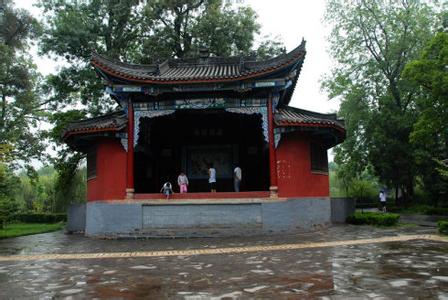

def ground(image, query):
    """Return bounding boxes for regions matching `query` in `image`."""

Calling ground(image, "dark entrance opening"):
[134,110,269,193]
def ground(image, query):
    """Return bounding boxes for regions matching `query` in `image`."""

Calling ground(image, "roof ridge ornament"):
[199,46,210,59]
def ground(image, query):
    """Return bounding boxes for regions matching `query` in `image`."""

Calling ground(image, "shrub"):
[438,220,448,235]
[0,196,19,229]
[346,212,400,226]
[14,213,67,223]
[348,179,378,202]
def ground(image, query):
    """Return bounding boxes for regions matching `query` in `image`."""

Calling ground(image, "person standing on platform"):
[208,164,217,193]
[233,165,242,192]
[177,172,189,193]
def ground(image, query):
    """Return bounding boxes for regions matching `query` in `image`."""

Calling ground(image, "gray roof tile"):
[91,40,306,83]
[275,106,345,131]
[62,111,127,138]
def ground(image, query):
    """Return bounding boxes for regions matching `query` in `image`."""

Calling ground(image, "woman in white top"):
[379,190,386,212]
[208,164,217,193]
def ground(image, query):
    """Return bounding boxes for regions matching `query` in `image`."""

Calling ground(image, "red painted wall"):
[277,132,329,197]
[87,139,127,201]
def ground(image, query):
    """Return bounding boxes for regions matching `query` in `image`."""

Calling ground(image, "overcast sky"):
[246,0,339,113]
[16,0,339,114]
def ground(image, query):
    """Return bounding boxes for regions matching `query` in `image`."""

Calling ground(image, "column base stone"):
[125,188,135,199]
[269,186,278,198]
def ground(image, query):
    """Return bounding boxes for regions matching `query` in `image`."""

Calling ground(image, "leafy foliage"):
[15,165,86,213]
[403,32,448,205]
[324,1,440,204]
[141,0,266,60]
[14,212,66,223]
[0,0,45,166]
[438,220,448,235]
[0,222,64,239]
[346,212,400,226]
[0,163,19,228]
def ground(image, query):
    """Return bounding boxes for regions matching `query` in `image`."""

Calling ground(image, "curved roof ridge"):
[62,111,127,139]
[66,110,125,125]
[91,51,159,73]
[243,39,306,71]
[90,39,306,84]
[278,105,338,120]
[275,105,345,132]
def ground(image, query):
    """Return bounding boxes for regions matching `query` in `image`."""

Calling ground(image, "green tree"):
[324,0,439,204]
[38,0,285,208]
[0,163,19,228]
[140,0,267,61]
[0,0,45,166]
[403,31,448,205]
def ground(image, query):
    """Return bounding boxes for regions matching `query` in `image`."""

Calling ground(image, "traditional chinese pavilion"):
[63,40,346,237]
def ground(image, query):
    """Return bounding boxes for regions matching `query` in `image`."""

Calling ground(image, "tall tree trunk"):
[173,12,184,58]
[0,93,6,131]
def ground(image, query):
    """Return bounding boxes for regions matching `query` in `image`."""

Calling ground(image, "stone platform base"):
[83,198,334,238]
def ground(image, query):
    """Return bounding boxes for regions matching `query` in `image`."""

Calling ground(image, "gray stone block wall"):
[262,198,331,232]
[85,202,142,236]
[84,198,333,238]
[66,204,86,233]
[331,197,356,223]
[143,204,262,229]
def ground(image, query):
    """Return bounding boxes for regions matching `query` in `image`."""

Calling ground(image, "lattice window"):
[310,143,328,173]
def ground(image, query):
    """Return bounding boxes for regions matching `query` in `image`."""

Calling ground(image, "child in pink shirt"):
[177,172,189,193]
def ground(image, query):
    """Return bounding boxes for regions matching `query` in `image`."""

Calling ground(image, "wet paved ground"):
[0,225,447,299]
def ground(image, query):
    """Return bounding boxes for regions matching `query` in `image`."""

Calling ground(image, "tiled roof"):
[91,40,306,84]
[275,106,345,132]
[62,111,127,139]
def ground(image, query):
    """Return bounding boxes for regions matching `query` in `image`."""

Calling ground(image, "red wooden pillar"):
[126,98,135,199]
[267,95,278,197]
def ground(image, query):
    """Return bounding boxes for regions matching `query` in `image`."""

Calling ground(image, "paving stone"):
[243,285,268,293]
[0,225,447,299]
[433,276,448,282]
[60,288,83,295]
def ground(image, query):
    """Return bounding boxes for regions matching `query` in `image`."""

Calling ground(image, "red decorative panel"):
[87,139,127,201]
[276,132,329,197]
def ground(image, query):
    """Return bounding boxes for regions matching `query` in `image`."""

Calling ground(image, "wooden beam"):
[267,95,278,197]
[126,98,135,199]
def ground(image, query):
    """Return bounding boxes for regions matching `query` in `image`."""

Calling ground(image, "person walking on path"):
[233,165,242,192]
[208,164,217,193]
[379,190,387,212]
[177,172,189,193]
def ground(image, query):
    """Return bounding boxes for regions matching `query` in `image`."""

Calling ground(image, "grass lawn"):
[0,223,64,239]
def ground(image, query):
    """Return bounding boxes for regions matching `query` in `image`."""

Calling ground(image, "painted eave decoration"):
[62,106,345,142]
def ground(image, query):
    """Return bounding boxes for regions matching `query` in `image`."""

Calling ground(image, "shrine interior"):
[134,110,270,193]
